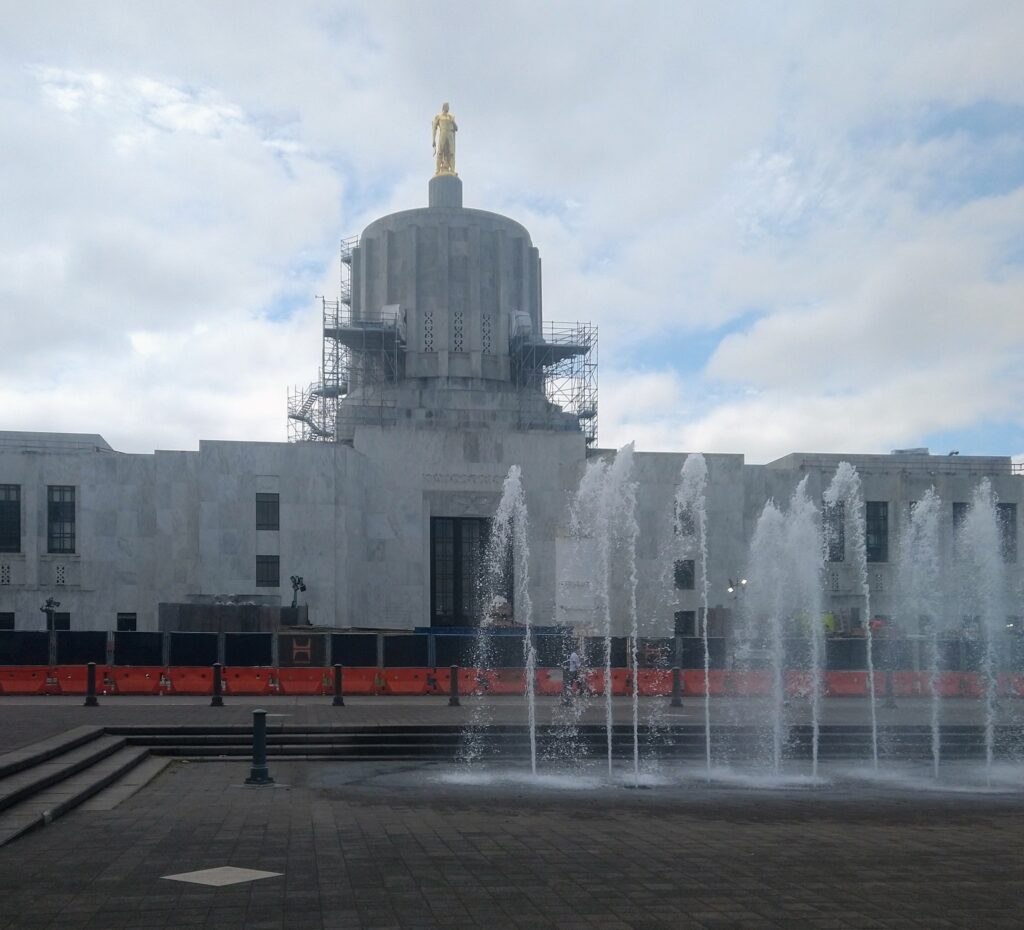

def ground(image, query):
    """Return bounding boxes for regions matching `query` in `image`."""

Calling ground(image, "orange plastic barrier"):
[459,667,482,696]
[824,671,866,696]
[534,668,564,696]
[222,667,273,696]
[783,671,811,697]
[2,665,1020,699]
[0,666,52,695]
[637,668,672,697]
[479,669,527,695]
[727,670,771,696]
[428,667,460,696]
[381,669,430,696]
[108,667,163,695]
[683,669,729,696]
[339,667,378,695]
[277,667,330,696]
[165,666,213,695]
[53,665,115,695]
[1001,673,1024,697]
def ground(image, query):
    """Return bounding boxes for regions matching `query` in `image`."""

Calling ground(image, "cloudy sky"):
[2,1,1023,462]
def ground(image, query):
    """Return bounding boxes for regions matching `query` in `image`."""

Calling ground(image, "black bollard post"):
[211,662,224,707]
[332,663,345,707]
[244,709,274,786]
[448,664,460,707]
[884,668,897,709]
[84,661,99,707]
[670,666,683,708]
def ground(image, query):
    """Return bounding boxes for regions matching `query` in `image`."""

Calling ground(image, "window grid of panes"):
[256,555,280,588]
[0,485,19,553]
[47,486,75,554]
[865,501,888,563]
[430,517,491,626]
[256,493,280,531]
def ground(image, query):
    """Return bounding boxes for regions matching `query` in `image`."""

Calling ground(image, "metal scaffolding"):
[287,237,355,442]
[289,236,597,446]
[288,236,407,442]
[511,321,598,446]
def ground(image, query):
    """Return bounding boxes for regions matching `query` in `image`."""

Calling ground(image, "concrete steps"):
[0,730,151,847]
[103,723,1024,763]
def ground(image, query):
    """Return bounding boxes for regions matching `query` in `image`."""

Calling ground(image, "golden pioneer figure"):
[431,102,458,176]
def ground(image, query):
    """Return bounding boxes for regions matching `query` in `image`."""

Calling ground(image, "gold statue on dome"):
[431,102,458,176]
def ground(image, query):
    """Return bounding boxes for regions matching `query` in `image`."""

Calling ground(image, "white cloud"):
[0,1,1022,460]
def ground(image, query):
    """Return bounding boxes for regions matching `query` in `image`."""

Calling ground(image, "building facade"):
[1,172,1021,636]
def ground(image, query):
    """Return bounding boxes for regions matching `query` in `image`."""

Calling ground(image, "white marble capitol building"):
[1,133,1021,637]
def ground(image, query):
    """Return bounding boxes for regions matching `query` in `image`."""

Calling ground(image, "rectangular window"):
[0,485,20,553]
[674,610,696,636]
[116,612,138,632]
[673,559,695,590]
[256,493,280,531]
[47,486,76,554]
[673,500,697,538]
[49,612,70,631]
[256,555,280,588]
[430,517,492,626]
[865,501,888,563]
[0,612,14,631]
[823,500,845,562]
[998,503,1018,563]
[952,502,968,533]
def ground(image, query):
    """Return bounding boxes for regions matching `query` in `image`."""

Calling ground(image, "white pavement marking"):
[162,866,282,887]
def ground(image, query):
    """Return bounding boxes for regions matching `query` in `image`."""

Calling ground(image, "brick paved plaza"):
[0,698,1022,929]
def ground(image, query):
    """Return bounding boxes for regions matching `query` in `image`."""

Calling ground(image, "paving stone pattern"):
[0,757,1022,929]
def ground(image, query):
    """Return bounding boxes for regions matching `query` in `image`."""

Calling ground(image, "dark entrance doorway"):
[430,517,490,627]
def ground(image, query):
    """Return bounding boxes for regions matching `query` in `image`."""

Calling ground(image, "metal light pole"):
[40,597,60,631]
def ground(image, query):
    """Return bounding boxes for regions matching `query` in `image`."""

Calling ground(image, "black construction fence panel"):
[277,633,327,667]
[224,633,273,667]
[434,635,477,668]
[679,637,726,669]
[55,631,107,665]
[579,636,631,668]
[784,638,812,668]
[169,632,218,667]
[113,632,163,666]
[534,633,575,669]
[582,637,606,668]
[331,634,378,667]
[1010,636,1024,671]
[870,637,913,670]
[826,638,867,670]
[382,635,429,668]
[939,638,967,671]
[488,634,527,668]
[0,631,49,665]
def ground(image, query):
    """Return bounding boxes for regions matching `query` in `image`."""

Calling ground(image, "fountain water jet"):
[567,456,614,774]
[957,479,1007,781]
[785,478,825,777]
[746,500,788,773]
[674,453,711,773]
[895,488,943,777]
[606,444,640,784]
[824,463,879,768]
[488,465,537,774]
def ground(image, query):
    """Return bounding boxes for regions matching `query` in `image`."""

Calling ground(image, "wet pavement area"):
[0,754,1023,929]
[1,697,1023,928]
